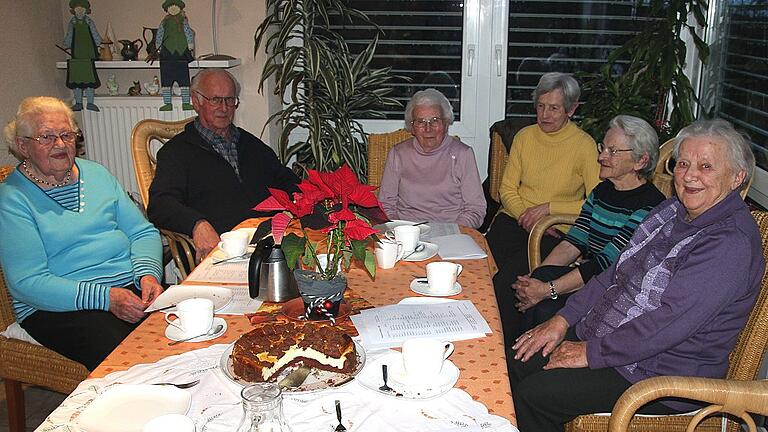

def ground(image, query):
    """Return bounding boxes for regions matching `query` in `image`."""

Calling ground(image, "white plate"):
[165,317,227,342]
[219,341,366,393]
[409,280,462,297]
[145,285,234,312]
[374,220,432,236]
[76,384,191,432]
[357,352,459,399]
[403,241,438,262]
[398,297,457,305]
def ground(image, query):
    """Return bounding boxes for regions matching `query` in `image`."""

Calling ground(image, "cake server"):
[278,365,311,388]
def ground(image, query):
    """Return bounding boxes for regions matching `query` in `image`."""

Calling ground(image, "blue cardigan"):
[0,159,163,322]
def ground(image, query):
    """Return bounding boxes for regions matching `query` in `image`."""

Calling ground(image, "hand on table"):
[192,219,220,263]
[109,288,148,323]
[513,275,549,312]
[518,203,550,232]
[512,314,568,362]
[544,341,588,369]
[139,275,164,307]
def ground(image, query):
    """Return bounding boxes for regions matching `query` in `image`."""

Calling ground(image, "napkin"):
[431,234,488,260]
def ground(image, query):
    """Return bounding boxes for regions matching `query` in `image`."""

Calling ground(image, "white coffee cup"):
[385,225,420,253]
[218,230,249,258]
[401,338,455,382]
[426,261,463,293]
[165,298,214,337]
[143,414,195,432]
[375,239,404,269]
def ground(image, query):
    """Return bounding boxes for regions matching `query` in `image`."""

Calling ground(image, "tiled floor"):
[0,379,67,432]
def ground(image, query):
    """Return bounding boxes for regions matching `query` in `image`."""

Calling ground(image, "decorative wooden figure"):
[64,0,102,112]
[154,0,195,111]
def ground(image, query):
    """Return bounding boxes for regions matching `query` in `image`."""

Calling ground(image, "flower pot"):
[293,269,346,321]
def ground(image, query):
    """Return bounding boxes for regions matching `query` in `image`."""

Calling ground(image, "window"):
[700,0,768,205]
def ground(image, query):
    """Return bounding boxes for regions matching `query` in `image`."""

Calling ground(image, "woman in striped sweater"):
[512,115,665,337]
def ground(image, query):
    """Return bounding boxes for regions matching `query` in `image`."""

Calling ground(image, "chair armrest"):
[527,214,577,272]
[160,229,196,280]
[608,376,768,432]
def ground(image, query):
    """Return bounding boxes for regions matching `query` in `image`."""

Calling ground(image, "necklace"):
[22,160,72,188]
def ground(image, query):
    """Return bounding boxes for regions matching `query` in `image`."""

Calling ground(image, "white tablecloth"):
[35,344,517,432]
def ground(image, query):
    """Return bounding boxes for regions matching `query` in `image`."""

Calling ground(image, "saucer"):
[358,352,459,399]
[165,317,227,342]
[374,220,432,236]
[211,248,252,263]
[409,279,462,297]
[403,241,438,262]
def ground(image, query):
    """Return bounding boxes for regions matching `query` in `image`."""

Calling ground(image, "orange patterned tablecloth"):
[90,220,515,424]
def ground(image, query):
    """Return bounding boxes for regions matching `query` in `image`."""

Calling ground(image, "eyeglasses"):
[597,142,633,157]
[22,131,79,146]
[411,117,444,130]
[194,91,239,107]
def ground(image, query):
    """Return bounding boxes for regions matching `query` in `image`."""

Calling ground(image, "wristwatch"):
[548,281,558,300]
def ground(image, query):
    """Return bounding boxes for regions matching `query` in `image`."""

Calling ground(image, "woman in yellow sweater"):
[487,72,600,348]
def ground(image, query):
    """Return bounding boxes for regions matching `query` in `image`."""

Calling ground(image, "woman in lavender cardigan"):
[509,119,765,432]
[378,89,486,228]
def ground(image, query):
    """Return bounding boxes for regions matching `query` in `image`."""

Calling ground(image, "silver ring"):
[527,333,533,339]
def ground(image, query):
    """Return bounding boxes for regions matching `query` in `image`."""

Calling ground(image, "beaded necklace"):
[22,160,72,188]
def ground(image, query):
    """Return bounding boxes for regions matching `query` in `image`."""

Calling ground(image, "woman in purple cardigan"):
[378,89,486,228]
[509,119,765,432]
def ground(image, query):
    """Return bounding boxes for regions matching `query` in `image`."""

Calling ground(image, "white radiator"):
[78,97,191,196]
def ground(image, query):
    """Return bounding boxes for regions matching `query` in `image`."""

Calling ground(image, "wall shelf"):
[55,58,241,69]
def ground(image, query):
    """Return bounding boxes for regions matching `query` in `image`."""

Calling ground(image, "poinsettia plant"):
[254,164,387,280]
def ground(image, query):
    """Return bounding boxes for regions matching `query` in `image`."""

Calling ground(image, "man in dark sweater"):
[148,69,299,262]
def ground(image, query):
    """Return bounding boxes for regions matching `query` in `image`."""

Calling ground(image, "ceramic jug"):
[143,27,158,57]
[119,39,143,61]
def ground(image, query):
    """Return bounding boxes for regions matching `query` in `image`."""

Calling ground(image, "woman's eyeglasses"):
[411,117,443,130]
[193,91,240,107]
[597,142,633,157]
[22,131,79,146]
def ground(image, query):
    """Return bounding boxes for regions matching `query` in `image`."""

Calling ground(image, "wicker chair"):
[489,131,509,204]
[607,377,768,432]
[0,165,89,432]
[565,209,768,432]
[130,117,196,279]
[366,128,413,187]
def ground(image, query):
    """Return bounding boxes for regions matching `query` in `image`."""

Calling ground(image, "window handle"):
[467,44,476,77]
[495,44,503,77]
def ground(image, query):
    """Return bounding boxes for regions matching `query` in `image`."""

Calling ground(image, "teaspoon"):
[168,324,224,346]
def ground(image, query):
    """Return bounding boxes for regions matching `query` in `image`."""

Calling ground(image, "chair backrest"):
[130,117,194,208]
[726,210,768,384]
[366,128,413,187]
[0,165,15,331]
[489,131,509,203]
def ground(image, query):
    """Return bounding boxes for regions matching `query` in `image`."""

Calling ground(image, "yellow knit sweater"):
[499,121,600,218]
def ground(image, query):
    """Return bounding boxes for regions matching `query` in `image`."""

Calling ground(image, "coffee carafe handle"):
[248,237,274,299]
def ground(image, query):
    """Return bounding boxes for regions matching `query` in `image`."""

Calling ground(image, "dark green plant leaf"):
[282,233,306,270]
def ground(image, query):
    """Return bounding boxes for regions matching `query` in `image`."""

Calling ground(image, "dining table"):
[34,220,517,431]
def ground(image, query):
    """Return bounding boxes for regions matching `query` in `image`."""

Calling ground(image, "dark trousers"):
[508,329,680,432]
[20,289,143,371]
[486,213,561,348]
[518,265,574,336]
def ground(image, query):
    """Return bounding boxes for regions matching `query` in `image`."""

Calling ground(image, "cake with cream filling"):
[231,321,357,382]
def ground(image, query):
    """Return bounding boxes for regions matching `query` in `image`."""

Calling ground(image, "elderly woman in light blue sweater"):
[378,89,486,228]
[0,96,163,370]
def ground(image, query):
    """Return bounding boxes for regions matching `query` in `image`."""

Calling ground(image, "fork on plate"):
[334,400,347,431]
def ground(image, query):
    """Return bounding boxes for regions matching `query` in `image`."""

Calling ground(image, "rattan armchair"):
[0,165,89,432]
[489,131,509,204]
[130,117,196,279]
[565,209,768,432]
[607,377,768,432]
[366,128,413,187]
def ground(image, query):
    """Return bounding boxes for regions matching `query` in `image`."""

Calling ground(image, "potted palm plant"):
[254,0,401,181]
[578,0,709,142]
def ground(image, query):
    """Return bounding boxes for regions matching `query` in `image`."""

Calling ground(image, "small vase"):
[293,269,346,321]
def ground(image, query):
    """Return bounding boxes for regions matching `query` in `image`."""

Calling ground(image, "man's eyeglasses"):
[22,131,79,146]
[411,117,443,130]
[194,91,240,107]
[597,142,633,157]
